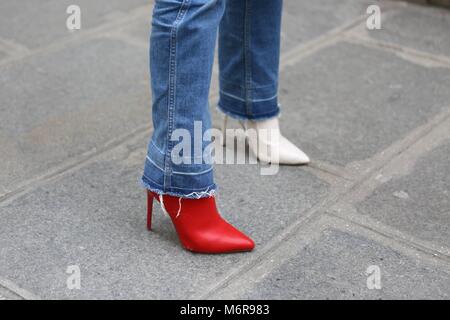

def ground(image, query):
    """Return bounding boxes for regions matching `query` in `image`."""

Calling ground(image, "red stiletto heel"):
[145,191,254,254]
[147,191,154,231]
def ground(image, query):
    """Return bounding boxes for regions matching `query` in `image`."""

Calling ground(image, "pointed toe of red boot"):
[147,191,255,254]
[238,233,255,252]
[183,232,255,254]
[214,224,255,253]
[191,224,255,254]
[222,234,255,253]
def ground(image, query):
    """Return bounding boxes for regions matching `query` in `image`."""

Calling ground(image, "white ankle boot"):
[221,115,310,165]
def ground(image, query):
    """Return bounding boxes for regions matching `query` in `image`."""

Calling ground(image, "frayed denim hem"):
[140,176,217,199]
[217,102,280,122]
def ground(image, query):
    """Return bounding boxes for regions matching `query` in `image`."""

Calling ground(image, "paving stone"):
[281,0,374,51]
[356,140,450,248]
[117,15,152,45]
[277,41,450,166]
[0,134,329,299]
[0,38,150,195]
[0,0,151,50]
[367,5,450,58]
[238,229,450,299]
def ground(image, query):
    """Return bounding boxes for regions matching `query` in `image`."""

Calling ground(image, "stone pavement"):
[0,0,449,299]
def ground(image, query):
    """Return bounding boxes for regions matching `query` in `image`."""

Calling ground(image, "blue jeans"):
[142,0,282,198]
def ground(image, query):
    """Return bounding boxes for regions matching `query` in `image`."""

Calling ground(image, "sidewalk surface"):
[0,0,449,300]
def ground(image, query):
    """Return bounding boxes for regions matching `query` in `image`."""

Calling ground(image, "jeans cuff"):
[141,175,217,199]
[217,102,280,121]
[218,81,280,121]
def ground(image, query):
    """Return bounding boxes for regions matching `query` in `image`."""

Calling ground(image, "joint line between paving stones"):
[0,125,151,206]
[326,212,450,263]
[0,277,40,300]
[343,33,450,68]
[0,3,154,68]
[306,161,354,181]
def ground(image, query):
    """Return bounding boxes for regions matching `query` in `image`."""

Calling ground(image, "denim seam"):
[167,183,217,192]
[146,155,165,172]
[142,173,164,188]
[150,140,165,155]
[147,155,213,176]
[141,176,216,199]
[219,77,278,90]
[244,0,252,116]
[164,0,191,190]
[143,174,216,192]
[172,166,213,176]
[220,90,277,103]
[217,102,280,119]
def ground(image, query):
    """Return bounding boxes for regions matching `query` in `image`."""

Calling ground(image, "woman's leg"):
[142,0,255,253]
[218,0,283,120]
[218,0,310,165]
[142,0,226,198]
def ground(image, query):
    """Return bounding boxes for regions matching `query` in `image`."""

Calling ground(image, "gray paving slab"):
[0,133,329,299]
[277,41,450,166]
[0,51,7,61]
[117,16,151,45]
[356,139,450,249]
[281,0,374,52]
[237,229,450,299]
[0,0,151,50]
[0,37,150,195]
[366,5,450,58]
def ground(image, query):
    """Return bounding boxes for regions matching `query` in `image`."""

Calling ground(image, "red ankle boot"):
[146,191,255,253]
